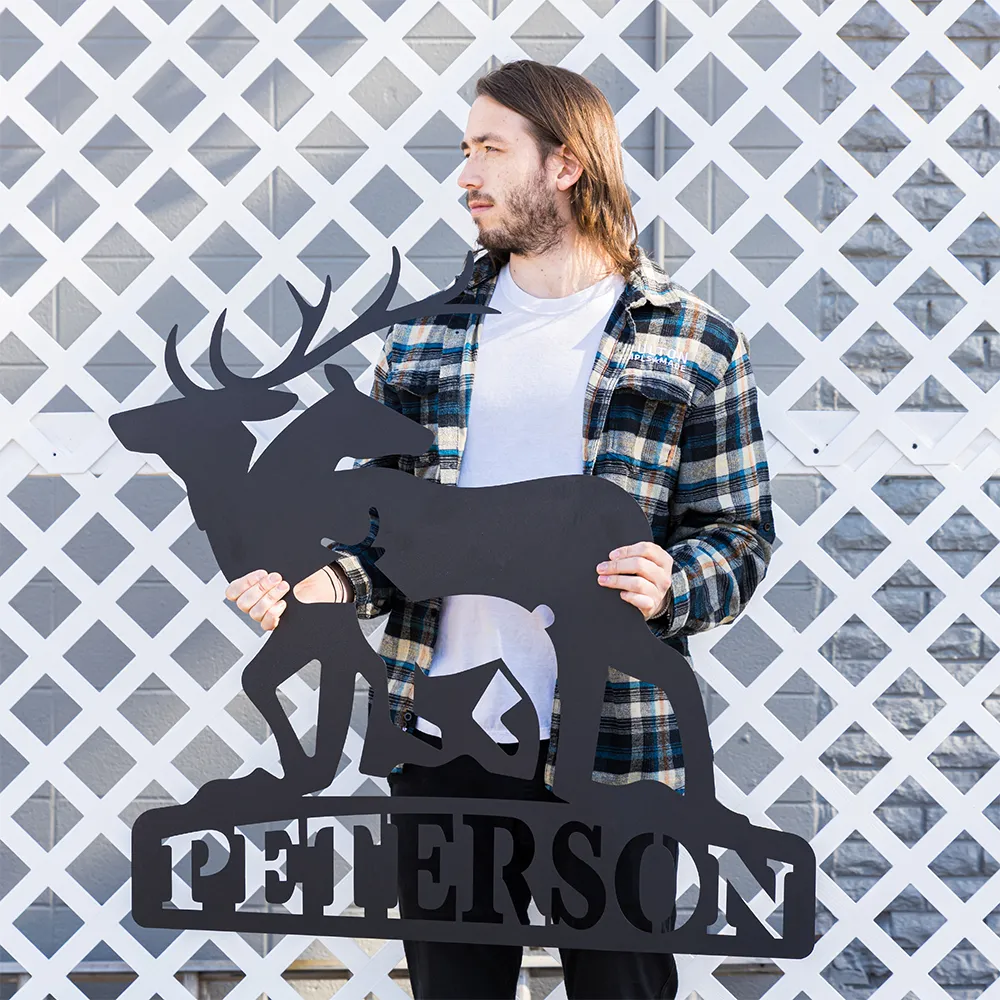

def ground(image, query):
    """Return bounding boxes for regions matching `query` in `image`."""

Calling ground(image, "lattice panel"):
[2,0,1000,997]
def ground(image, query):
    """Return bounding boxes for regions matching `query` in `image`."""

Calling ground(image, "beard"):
[473,163,566,258]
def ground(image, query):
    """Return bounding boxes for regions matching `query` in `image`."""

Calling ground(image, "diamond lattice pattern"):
[3,0,1000,997]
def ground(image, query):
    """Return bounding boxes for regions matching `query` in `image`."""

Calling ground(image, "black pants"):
[388,732,678,1000]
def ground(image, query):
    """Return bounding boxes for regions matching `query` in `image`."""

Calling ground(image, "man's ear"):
[554,144,583,191]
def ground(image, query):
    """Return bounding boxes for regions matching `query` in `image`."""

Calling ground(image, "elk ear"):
[324,364,355,391]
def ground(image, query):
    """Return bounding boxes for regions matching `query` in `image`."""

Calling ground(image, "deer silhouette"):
[111,251,545,794]
[115,249,819,960]
[110,247,716,812]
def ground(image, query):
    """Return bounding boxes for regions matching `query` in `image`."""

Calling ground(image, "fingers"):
[597,554,671,592]
[606,573,665,617]
[608,541,673,571]
[598,572,662,604]
[231,571,284,614]
[598,555,665,582]
[618,589,660,616]
[248,579,290,624]
[226,569,270,603]
[597,541,673,619]
[261,599,286,631]
[224,570,290,628]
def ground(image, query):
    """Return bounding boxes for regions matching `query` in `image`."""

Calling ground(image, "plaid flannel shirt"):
[332,245,774,793]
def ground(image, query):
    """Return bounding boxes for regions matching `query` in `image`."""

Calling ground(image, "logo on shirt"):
[630,349,688,365]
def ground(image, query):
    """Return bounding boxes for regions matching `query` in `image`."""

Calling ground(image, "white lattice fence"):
[2,0,1000,997]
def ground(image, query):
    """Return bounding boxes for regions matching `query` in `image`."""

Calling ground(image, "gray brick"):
[931,947,999,985]
[891,911,946,952]
[841,221,912,257]
[930,732,999,768]
[829,550,880,575]
[873,587,926,625]
[823,729,891,768]
[928,621,984,660]
[891,75,932,111]
[764,803,816,840]
[833,840,890,876]
[939,769,990,794]
[821,72,856,112]
[943,661,986,684]
[883,561,935,587]
[874,805,925,844]
[931,840,982,876]
[823,511,888,549]
[932,74,965,111]
[832,622,888,665]
[935,550,985,575]
[947,0,1000,35]
[876,696,943,733]
[766,693,820,739]
[893,183,964,225]
[949,218,1000,255]
[950,109,996,146]
[835,659,882,684]
[834,874,883,901]
[950,331,990,367]
[872,477,943,520]
[838,1,908,37]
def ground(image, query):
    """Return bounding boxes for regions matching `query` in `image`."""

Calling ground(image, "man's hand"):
[597,542,674,620]
[225,567,348,631]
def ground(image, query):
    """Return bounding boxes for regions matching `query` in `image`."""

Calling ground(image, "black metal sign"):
[110,249,816,957]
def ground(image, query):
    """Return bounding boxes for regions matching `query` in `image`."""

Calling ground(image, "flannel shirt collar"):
[464,245,683,311]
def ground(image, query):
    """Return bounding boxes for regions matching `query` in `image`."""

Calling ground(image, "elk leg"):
[358,655,445,776]
[548,608,717,808]
[241,600,361,794]
[241,645,314,792]
[622,626,717,806]
[543,617,609,805]
[313,617,415,779]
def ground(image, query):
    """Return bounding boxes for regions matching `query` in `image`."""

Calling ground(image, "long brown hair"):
[474,60,641,279]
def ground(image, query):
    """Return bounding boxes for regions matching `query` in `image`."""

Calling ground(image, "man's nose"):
[458,160,480,191]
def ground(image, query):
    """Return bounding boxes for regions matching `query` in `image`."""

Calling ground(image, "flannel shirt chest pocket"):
[595,357,697,519]
[607,357,696,461]
[384,356,441,476]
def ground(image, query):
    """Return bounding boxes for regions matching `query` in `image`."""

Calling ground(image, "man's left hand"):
[597,542,674,620]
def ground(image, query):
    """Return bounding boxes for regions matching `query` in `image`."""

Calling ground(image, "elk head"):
[110,247,498,533]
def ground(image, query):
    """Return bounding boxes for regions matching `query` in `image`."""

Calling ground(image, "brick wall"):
[795,2,1000,993]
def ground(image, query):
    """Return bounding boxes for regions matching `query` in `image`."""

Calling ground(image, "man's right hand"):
[225,567,345,631]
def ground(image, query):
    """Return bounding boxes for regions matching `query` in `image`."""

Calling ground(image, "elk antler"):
[205,275,334,389]
[165,323,208,396]
[206,247,498,389]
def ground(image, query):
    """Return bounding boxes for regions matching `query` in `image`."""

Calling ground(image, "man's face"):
[458,95,568,258]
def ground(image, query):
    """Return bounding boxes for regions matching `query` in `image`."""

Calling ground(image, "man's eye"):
[484,145,495,151]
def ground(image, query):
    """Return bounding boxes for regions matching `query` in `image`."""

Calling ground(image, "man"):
[226,60,774,1000]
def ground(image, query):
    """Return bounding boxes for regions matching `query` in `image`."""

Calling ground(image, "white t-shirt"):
[415,262,626,741]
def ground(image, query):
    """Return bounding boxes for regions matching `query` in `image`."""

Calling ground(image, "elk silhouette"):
[109,248,717,812]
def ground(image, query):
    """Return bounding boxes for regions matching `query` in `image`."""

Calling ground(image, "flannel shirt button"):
[403,711,414,722]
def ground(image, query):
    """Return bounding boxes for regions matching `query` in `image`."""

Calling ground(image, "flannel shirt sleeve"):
[327,326,402,619]
[648,327,775,640]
